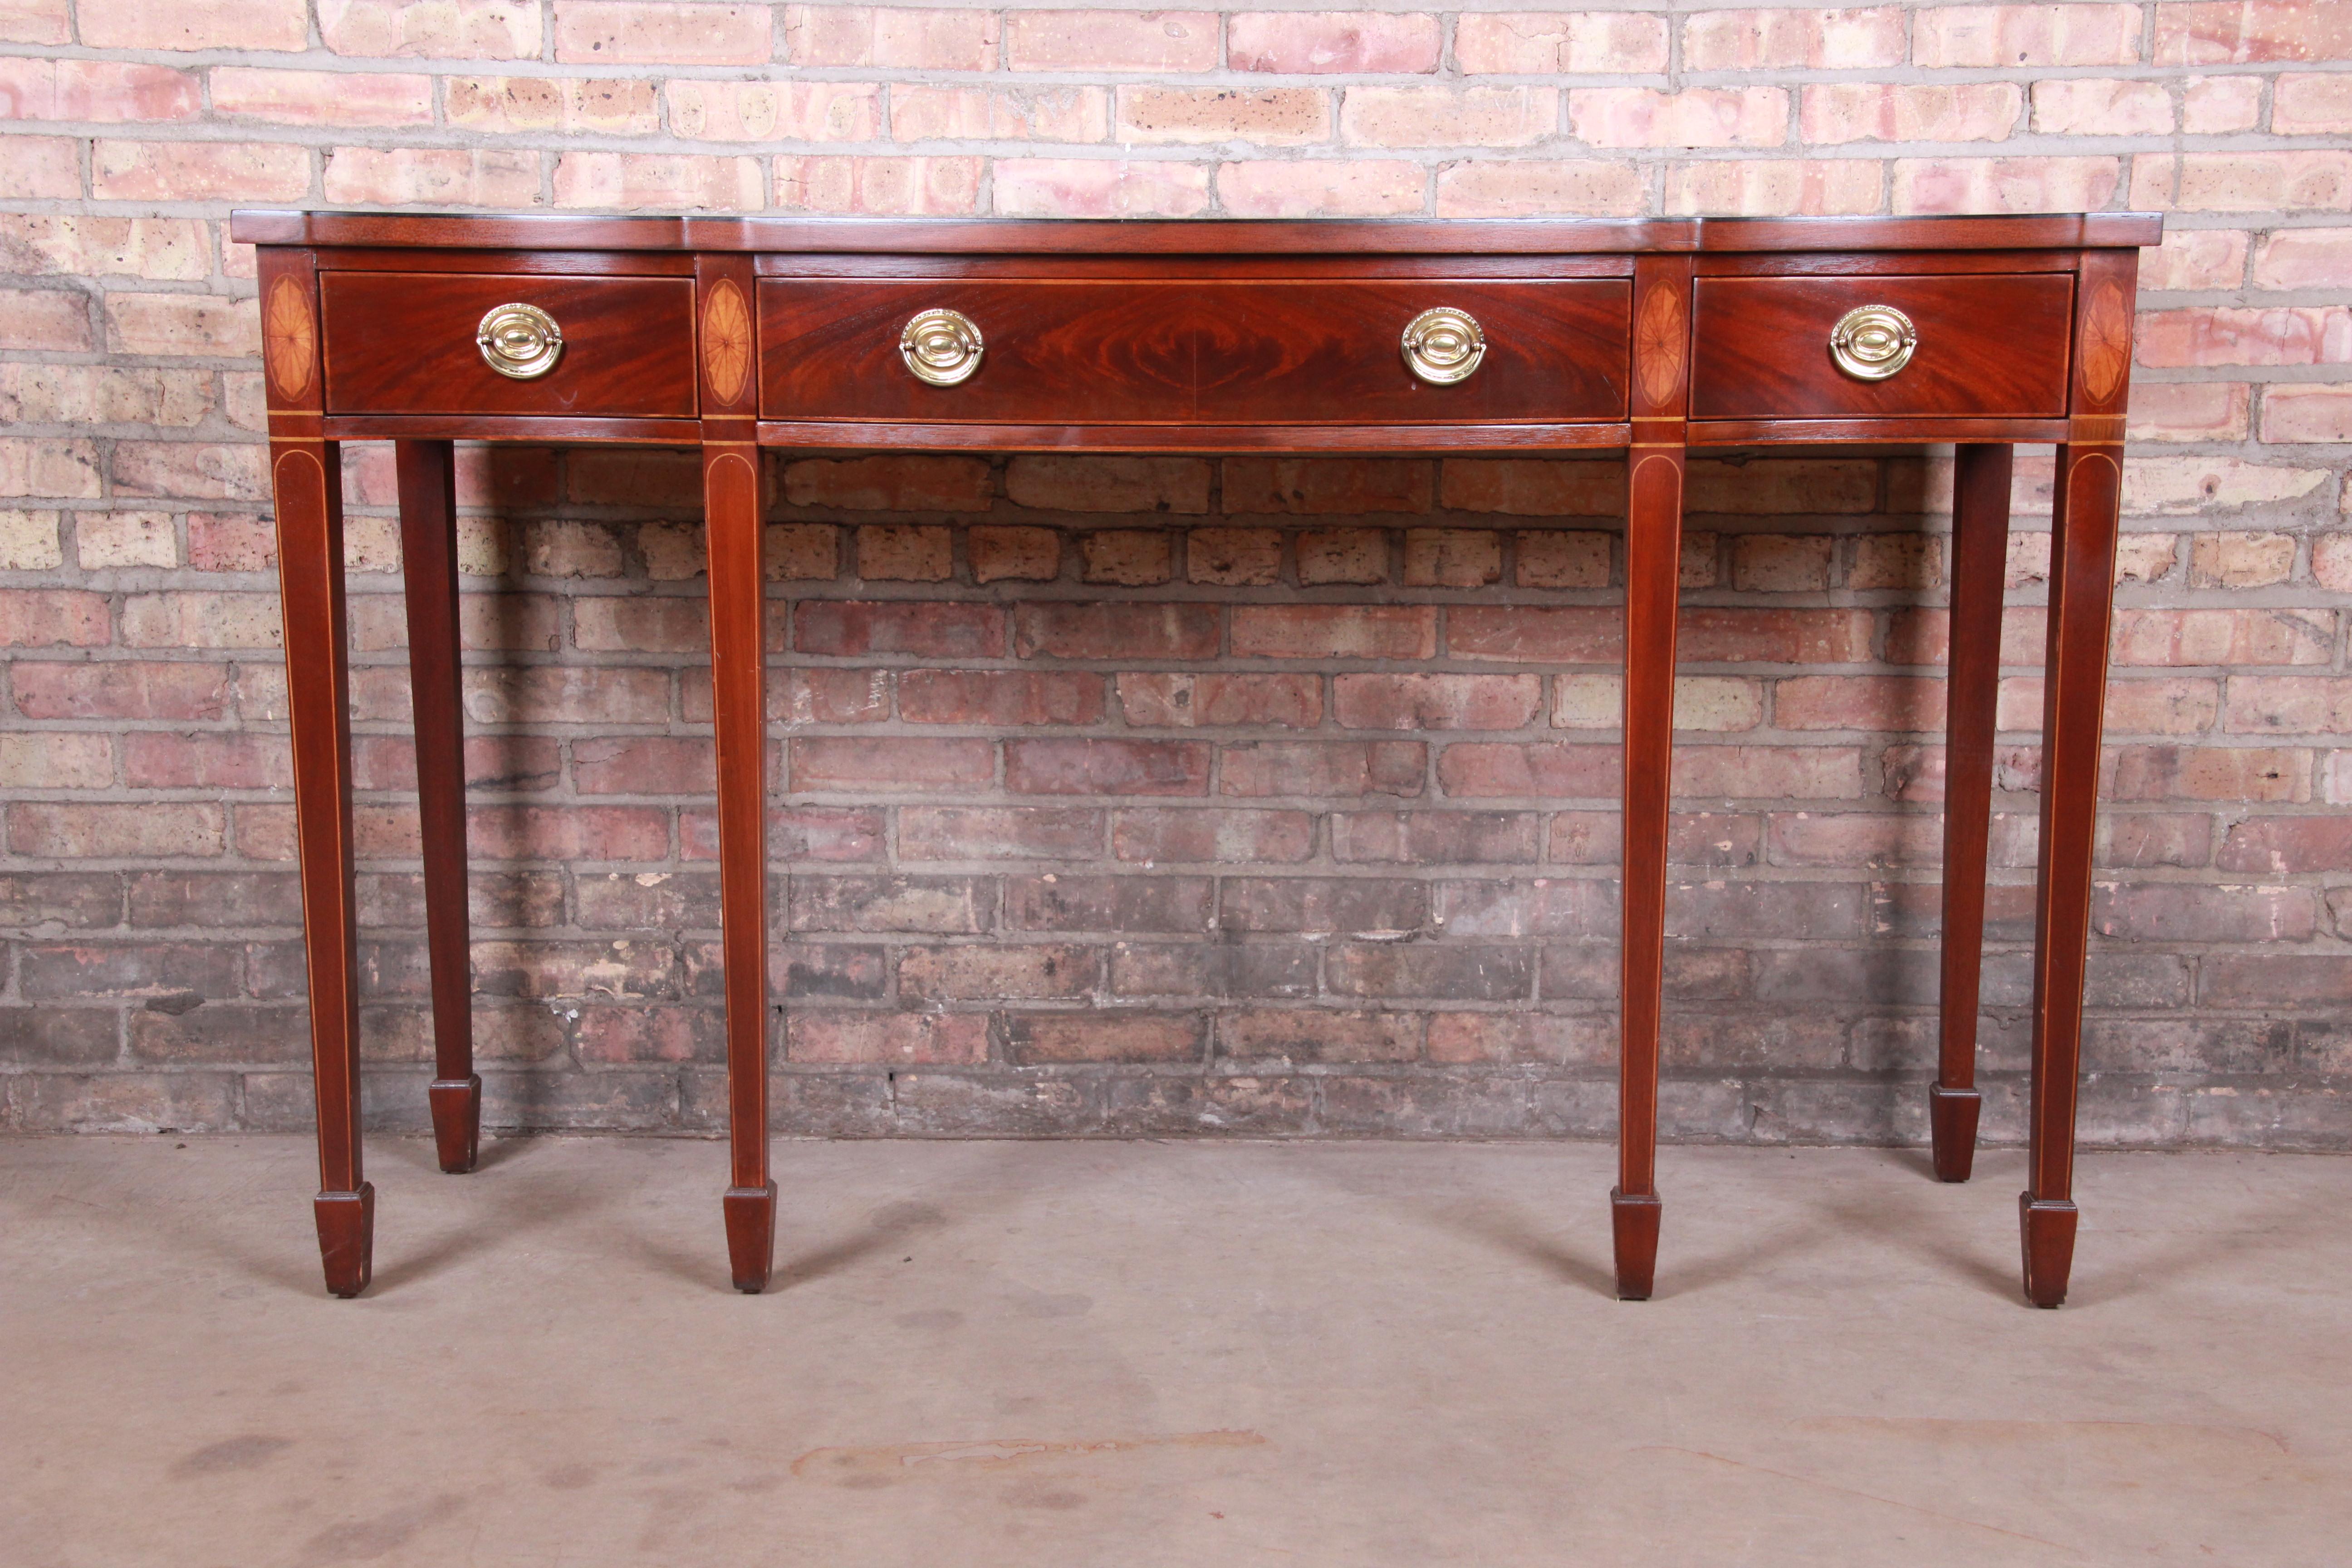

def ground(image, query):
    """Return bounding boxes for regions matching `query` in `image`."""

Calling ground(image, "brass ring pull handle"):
[1401,306,1485,385]
[476,302,563,380]
[1829,304,1916,381]
[901,308,984,386]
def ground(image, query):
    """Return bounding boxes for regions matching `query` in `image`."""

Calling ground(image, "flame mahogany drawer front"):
[320,272,698,417]
[1688,273,2077,421]
[759,278,1634,424]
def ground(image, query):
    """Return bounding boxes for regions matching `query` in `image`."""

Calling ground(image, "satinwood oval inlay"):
[1635,282,1685,410]
[264,275,315,402]
[2079,279,2131,408]
[702,278,753,407]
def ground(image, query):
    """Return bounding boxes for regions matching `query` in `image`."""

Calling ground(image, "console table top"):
[230,210,2164,255]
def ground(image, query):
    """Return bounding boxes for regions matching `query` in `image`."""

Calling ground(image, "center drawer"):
[760,279,1632,426]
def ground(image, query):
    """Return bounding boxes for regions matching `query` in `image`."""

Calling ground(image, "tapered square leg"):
[1928,1085,1983,1184]
[725,1181,778,1294]
[2019,1194,2078,1308]
[429,1074,481,1176]
[1931,443,2012,1185]
[314,1184,376,1299]
[1611,1189,1662,1302]
[396,439,479,1175]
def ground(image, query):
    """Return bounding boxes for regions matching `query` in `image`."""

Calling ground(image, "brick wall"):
[1,3,2348,1146]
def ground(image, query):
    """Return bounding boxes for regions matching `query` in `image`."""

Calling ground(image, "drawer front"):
[761,279,1631,425]
[322,273,697,417]
[1689,274,2075,421]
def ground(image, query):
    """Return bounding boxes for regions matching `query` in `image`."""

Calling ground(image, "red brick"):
[790,736,994,793]
[785,456,990,513]
[1004,10,1217,70]
[903,944,1097,1000]
[1014,602,1219,661]
[570,736,714,795]
[970,525,1061,583]
[1916,3,2141,65]
[2108,745,2311,802]
[796,600,1004,658]
[2253,227,2352,289]
[212,68,435,126]
[1222,1008,1422,1062]
[1402,529,1503,588]
[1005,1013,1203,1063]
[555,152,764,211]
[2138,306,2352,367]
[1571,88,1789,149]
[466,806,670,862]
[1681,7,1904,69]
[1185,528,1284,586]
[119,732,287,790]
[0,291,92,353]
[891,85,1109,142]
[1332,809,1539,864]
[552,0,771,63]
[1220,740,1426,798]
[1678,745,1866,799]
[855,523,953,581]
[1295,527,1390,584]
[1434,160,1651,219]
[1518,530,1611,588]
[1006,874,1211,933]
[1892,156,2121,215]
[784,5,999,68]
[10,803,225,858]
[2156,0,2352,63]
[899,807,1104,861]
[1429,1011,1608,1066]
[1333,673,1542,730]
[789,1011,989,1065]
[901,669,1106,726]
[1080,529,1174,585]
[83,0,308,49]
[1229,11,1441,72]
[1006,456,1211,514]
[1681,609,1876,664]
[1115,672,1321,728]
[994,159,1212,218]
[1232,604,1435,660]
[0,59,201,121]
[92,141,310,203]
[1225,458,1431,515]
[1447,606,1619,663]
[2094,882,2315,943]
[1111,808,1316,862]
[320,0,544,57]
[1435,742,1619,799]
[1441,458,1623,516]
[1456,12,1669,72]
[2112,608,2333,667]
[444,76,661,136]
[1116,85,1330,147]
[1773,676,1946,732]
[2264,386,2352,445]
[2217,815,2352,874]
[1344,85,1558,148]
[11,660,227,720]
[0,590,109,648]
[774,154,984,215]
[1803,82,2022,143]
[1006,738,1211,796]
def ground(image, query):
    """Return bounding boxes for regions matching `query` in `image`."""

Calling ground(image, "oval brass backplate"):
[901,308,984,387]
[1829,304,1916,381]
[476,302,563,381]
[1401,306,1486,385]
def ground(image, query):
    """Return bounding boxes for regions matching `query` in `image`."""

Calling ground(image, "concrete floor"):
[2,1137,2346,1568]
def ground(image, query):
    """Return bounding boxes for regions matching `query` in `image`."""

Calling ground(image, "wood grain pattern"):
[702,276,754,410]
[761,279,1630,425]
[264,275,315,402]
[247,211,2163,1311]
[232,210,2166,254]
[321,272,696,417]
[1931,443,2013,1186]
[395,439,481,1177]
[1689,274,2074,420]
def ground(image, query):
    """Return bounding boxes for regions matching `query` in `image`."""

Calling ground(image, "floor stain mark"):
[794,1430,1269,1487]
[169,1434,291,1478]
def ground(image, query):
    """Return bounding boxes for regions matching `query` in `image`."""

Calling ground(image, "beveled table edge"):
[229,211,2165,254]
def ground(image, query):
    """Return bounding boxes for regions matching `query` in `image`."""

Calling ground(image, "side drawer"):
[761,279,1632,425]
[1688,274,2075,421]
[321,272,697,417]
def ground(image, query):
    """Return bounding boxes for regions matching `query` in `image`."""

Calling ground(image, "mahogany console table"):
[232,209,2158,1308]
